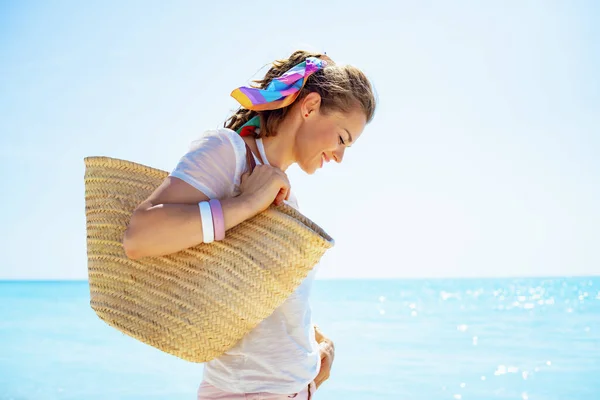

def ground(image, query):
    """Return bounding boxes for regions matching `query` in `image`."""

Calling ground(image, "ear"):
[300,92,322,118]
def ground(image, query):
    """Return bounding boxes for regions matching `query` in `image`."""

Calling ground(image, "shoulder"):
[188,127,244,154]
[169,128,247,199]
[183,128,246,166]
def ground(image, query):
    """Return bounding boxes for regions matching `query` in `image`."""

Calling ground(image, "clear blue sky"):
[1,1,598,280]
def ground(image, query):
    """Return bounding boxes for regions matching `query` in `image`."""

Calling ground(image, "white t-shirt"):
[169,128,321,394]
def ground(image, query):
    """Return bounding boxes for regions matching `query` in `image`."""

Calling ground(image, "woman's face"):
[295,96,367,174]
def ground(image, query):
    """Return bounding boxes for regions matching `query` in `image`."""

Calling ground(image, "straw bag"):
[84,142,334,363]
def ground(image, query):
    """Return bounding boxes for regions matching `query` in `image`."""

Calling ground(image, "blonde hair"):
[225,50,376,137]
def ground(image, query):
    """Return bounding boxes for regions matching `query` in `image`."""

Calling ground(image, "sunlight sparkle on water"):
[441,291,459,301]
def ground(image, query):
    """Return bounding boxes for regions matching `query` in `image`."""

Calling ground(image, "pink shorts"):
[197,380,317,400]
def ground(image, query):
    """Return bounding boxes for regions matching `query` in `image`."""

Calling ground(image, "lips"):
[320,153,331,169]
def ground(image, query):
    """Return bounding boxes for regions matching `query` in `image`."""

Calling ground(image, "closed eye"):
[339,136,346,145]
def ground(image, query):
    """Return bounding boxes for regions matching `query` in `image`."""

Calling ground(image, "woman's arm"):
[123,128,291,260]
[122,176,256,259]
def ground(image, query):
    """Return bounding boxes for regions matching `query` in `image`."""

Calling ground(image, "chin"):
[298,160,319,175]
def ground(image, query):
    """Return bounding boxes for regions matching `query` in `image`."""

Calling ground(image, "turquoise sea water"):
[1,278,599,400]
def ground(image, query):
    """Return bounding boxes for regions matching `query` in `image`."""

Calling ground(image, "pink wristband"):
[209,199,225,241]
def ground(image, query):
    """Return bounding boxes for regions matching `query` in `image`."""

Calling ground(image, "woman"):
[122,50,376,399]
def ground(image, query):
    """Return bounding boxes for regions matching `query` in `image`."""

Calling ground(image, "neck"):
[259,115,300,171]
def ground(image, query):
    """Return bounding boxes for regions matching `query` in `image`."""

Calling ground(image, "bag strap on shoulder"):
[244,142,257,174]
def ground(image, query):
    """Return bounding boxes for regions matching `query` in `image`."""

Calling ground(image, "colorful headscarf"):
[237,115,262,137]
[231,56,327,112]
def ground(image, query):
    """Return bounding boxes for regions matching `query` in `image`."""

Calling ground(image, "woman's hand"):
[239,164,291,213]
[314,327,335,390]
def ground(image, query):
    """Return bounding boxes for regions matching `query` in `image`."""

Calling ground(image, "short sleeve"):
[169,129,245,199]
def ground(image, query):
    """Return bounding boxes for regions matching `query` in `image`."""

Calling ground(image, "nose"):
[333,147,345,163]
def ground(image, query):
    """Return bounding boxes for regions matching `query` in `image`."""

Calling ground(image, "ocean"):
[1,277,599,400]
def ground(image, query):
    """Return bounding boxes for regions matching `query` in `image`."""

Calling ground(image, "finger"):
[274,188,286,206]
[274,179,290,206]
[281,179,291,202]
[314,375,323,389]
[280,187,290,204]
[314,373,329,390]
[274,168,290,186]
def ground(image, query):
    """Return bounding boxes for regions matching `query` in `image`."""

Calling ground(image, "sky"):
[0,0,598,280]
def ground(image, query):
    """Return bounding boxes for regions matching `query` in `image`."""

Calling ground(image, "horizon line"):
[1,274,599,283]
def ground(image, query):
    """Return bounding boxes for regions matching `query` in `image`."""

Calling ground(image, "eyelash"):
[339,136,346,145]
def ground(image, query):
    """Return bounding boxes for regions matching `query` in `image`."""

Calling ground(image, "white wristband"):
[199,201,214,243]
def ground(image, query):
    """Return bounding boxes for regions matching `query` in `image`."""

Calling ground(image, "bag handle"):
[243,140,290,208]
[244,142,257,174]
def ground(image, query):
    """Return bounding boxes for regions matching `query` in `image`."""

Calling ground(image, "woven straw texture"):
[84,156,334,363]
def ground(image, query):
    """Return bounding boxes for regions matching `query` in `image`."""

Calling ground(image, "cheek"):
[299,119,337,158]
[307,131,332,156]
[311,122,337,146]
[317,129,338,151]
[299,125,323,151]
